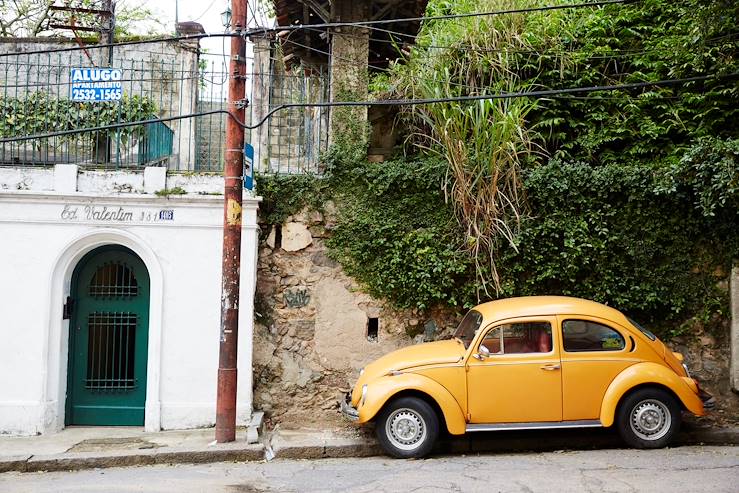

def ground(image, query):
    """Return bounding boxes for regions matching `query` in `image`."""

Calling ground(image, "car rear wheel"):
[616,388,681,449]
[375,396,439,458]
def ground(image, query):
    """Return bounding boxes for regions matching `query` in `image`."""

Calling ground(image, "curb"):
[271,442,384,460]
[1,427,736,473]
[0,446,265,474]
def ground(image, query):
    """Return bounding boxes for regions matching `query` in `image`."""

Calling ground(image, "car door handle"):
[540,364,560,371]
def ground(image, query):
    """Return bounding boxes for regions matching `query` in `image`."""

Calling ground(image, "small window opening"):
[367,317,379,342]
[274,224,282,249]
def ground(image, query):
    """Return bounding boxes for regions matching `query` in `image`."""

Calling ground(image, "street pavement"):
[0,445,736,493]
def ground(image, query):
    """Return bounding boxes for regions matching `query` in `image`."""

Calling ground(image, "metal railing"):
[0,39,329,174]
[260,65,330,174]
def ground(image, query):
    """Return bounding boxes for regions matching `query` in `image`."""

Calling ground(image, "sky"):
[122,0,272,99]
[122,0,272,54]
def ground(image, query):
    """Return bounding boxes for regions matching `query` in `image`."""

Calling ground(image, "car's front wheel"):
[375,396,439,458]
[616,388,681,448]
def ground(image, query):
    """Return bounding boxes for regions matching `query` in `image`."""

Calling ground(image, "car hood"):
[351,340,465,404]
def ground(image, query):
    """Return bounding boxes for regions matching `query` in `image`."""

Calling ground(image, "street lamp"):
[221,3,232,28]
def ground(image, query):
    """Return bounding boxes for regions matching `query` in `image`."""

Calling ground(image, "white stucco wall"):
[0,166,259,435]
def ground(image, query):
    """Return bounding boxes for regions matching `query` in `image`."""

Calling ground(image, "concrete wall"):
[0,166,259,435]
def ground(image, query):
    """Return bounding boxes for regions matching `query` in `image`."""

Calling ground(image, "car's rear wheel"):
[375,396,439,458]
[616,388,681,449]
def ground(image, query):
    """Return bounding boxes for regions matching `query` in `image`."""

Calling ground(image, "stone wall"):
[253,206,738,428]
[252,205,457,426]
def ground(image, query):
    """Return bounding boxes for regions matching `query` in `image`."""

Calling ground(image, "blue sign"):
[243,143,254,191]
[70,68,123,102]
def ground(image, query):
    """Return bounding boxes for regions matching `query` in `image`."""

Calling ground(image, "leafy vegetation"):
[0,0,167,39]
[0,92,157,149]
[260,0,739,337]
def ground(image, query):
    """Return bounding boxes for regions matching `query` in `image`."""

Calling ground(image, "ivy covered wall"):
[258,0,739,340]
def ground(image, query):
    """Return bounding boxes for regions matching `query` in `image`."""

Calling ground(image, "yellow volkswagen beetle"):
[340,296,714,458]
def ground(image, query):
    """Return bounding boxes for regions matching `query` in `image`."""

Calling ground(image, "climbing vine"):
[258,0,739,338]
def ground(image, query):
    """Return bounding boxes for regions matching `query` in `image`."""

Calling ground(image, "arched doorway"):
[65,245,150,426]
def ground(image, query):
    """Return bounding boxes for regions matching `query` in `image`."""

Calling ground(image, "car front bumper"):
[340,392,359,421]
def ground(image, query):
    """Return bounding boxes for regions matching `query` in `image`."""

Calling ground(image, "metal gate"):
[65,245,150,426]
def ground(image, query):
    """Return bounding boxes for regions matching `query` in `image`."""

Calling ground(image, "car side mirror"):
[475,344,491,360]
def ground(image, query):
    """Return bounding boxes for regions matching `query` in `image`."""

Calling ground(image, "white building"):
[0,165,259,435]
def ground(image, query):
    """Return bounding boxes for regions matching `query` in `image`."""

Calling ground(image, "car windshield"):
[627,317,657,341]
[453,309,483,349]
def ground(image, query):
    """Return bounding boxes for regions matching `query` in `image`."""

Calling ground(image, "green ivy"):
[498,153,737,334]
[257,0,739,338]
[327,156,476,310]
[256,172,329,227]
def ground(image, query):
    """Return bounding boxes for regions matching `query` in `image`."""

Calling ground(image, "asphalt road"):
[1,445,737,493]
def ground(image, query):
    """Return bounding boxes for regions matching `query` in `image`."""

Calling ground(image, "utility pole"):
[102,0,115,65]
[216,0,247,443]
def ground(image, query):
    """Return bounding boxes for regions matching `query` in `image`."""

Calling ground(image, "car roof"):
[474,296,630,326]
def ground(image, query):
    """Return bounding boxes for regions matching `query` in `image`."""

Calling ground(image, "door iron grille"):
[89,262,139,298]
[85,311,138,392]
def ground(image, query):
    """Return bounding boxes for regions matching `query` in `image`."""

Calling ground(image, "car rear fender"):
[357,372,467,435]
[600,361,704,426]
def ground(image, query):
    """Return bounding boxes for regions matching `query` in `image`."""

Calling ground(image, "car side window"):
[562,319,625,352]
[480,322,553,354]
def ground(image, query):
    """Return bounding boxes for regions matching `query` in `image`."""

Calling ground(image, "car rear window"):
[627,317,656,341]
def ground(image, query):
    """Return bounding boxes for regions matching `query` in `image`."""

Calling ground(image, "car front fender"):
[600,361,704,427]
[357,372,467,435]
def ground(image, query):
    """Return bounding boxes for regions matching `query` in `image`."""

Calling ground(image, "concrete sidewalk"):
[1,423,737,473]
[0,426,264,473]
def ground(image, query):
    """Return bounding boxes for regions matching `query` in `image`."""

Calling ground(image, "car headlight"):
[682,362,691,378]
[361,384,368,407]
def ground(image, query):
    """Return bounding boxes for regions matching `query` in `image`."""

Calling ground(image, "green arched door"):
[65,245,150,426]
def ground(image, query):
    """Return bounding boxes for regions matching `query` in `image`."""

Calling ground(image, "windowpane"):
[562,320,625,352]
[454,310,483,349]
[480,322,552,354]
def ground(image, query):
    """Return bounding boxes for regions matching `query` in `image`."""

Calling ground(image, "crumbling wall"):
[252,205,457,426]
[253,205,738,428]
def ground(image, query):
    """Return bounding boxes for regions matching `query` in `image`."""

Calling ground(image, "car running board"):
[466,420,602,432]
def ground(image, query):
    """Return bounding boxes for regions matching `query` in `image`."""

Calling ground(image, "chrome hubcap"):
[386,408,426,451]
[630,399,671,441]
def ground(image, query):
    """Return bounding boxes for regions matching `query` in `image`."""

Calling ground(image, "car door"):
[466,317,562,424]
[557,316,638,421]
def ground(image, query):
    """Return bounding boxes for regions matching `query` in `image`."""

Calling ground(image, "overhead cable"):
[1,71,732,142]
[246,0,633,37]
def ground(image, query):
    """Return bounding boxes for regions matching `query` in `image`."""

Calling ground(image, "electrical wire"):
[246,0,634,37]
[1,0,635,58]
[302,25,739,60]
[0,33,240,57]
[279,34,735,99]
[192,0,220,23]
[2,71,733,142]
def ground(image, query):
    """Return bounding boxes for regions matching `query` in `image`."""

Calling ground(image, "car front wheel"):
[616,388,681,449]
[375,396,439,458]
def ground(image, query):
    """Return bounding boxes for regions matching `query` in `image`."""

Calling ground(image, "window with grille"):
[85,312,138,391]
[89,262,138,298]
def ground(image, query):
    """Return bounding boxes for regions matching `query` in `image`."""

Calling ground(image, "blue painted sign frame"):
[243,143,254,190]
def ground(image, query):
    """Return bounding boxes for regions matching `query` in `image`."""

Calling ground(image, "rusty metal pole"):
[216,0,247,443]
